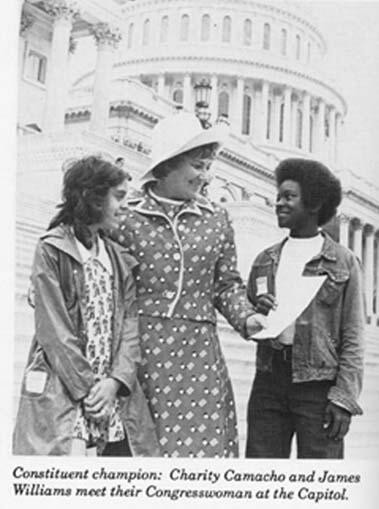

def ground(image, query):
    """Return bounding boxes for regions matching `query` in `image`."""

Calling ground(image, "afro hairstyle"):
[275,158,342,226]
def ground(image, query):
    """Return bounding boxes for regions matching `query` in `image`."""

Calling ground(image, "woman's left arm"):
[213,208,262,338]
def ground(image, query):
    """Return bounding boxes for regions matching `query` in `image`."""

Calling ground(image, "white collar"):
[74,234,113,274]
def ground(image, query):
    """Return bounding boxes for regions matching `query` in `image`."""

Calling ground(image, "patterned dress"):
[72,244,124,452]
[113,190,256,458]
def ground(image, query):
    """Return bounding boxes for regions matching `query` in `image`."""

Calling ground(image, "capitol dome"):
[73,0,346,166]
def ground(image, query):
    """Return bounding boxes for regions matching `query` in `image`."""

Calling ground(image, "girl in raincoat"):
[13,156,159,456]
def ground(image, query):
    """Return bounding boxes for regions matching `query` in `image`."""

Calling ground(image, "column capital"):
[352,218,363,231]
[90,22,122,49]
[43,0,80,22]
[365,224,375,236]
[339,213,351,224]
[20,11,35,36]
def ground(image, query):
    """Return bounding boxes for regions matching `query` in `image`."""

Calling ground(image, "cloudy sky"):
[306,1,379,186]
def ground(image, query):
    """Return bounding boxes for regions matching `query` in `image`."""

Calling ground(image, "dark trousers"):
[245,347,344,459]
[102,435,132,457]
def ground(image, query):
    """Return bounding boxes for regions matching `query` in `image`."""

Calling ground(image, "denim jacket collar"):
[265,231,337,267]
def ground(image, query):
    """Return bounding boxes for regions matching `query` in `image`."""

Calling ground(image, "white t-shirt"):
[276,234,324,345]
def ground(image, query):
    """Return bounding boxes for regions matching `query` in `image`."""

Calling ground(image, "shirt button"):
[173,253,181,261]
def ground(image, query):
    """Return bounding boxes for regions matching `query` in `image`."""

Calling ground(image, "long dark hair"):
[49,155,130,248]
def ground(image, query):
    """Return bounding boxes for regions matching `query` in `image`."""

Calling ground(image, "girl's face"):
[98,180,129,231]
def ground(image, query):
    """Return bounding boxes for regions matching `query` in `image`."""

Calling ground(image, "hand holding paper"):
[250,275,327,340]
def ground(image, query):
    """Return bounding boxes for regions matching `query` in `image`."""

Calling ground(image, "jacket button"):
[173,253,181,261]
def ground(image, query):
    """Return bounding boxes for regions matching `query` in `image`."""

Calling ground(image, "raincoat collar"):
[40,224,138,269]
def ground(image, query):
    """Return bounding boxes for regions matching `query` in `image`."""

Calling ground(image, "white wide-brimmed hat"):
[142,112,228,181]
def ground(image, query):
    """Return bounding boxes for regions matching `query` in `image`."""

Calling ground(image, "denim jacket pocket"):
[311,324,339,368]
[317,269,349,306]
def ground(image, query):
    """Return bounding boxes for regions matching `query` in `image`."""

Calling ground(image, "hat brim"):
[141,124,227,182]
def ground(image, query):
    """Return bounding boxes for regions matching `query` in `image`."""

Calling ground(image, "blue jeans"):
[245,347,343,459]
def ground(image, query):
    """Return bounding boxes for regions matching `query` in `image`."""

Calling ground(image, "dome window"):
[180,14,190,41]
[160,16,169,43]
[218,91,229,118]
[263,23,271,50]
[142,18,150,46]
[127,22,134,49]
[222,16,231,43]
[243,19,252,46]
[25,49,47,84]
[281,29,287,56]
[296,34,301,60]
[173,88,184,105]
[201,14,211,41]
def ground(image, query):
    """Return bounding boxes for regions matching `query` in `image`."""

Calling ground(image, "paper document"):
[251,275,327,340]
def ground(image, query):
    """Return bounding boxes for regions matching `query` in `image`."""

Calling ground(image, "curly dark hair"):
[275,158,342,226]
[49,156,130,248]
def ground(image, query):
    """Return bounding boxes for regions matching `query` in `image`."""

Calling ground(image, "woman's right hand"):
[255,293,277,316]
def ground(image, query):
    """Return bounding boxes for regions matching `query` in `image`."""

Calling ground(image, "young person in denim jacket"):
[245,158,365,459]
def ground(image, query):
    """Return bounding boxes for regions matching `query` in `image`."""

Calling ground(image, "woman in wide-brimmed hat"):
[112,112,263,458]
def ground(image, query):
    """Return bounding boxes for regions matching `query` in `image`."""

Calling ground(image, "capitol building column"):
[301,92,311,152]
[283,86,292,146]
[329,107,337,163]
[364,226,375,320]
[209,74,218,123]
[43,0,79,133]
[352,220,363,262]
[157,74,165,97]
[260,81,269,142]
[234,77,244,134]
[273,89,281,143]
[291,93,299,146]
[183,73,192,111]
[375,234,379,324]
[339,213,350,248]
[335,113,342,164]
[90,23,121,135]
[316,99,326,159]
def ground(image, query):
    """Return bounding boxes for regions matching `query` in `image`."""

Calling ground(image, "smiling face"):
[97,179,129,231]
[154,145,217,201]
[276,179,318,237]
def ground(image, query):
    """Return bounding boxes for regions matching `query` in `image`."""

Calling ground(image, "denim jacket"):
[247,232,365,415]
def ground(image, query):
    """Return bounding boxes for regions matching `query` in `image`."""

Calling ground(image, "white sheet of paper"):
[251,275,327,340]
